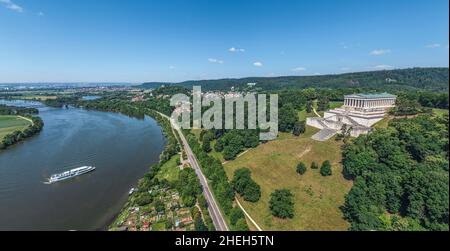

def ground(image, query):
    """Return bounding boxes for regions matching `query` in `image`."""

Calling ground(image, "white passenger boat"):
[46,166,96,184]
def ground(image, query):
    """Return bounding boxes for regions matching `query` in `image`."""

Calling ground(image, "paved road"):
[156,112,229,231]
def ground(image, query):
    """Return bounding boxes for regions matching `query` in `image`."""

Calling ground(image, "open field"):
[155,155,180,184]
[0,116,32,140]
[21,95,58,101]
[223,126,352,231]
[298,109,319,121]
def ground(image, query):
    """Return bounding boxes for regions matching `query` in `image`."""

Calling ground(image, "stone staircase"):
[312,128,338,142]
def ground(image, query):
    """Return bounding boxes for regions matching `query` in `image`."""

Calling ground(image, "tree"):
[336,124,352,141]
[231,168,261,202]
[202,134,212,153]
[341,114,449,231]
[311,161,319,169]
[392,96,422,116]
[320,160,332,176]
[135,193,153,206]
[234,218,250,231]
[230,207,245,225]
[243,180,261,202]
[214,139,224,152]
[296,162,307,175]
[279,104,298,132]
[293,121,306,136]
[269,189,295,219]
[154,199,165,213]
[317,97,330,112]
[198,194,208,209]
[306,101,313,113]
[194,215,208,231]
[231,168,252,194]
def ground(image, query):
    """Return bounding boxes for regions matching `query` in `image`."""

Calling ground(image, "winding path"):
[313,107,322,118]
[235,197,263,231]
[17,116,34,125]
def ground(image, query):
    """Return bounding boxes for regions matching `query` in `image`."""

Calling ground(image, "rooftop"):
[345,93,397,99]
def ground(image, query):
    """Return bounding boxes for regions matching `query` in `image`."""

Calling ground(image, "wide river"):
[0,100,166,230]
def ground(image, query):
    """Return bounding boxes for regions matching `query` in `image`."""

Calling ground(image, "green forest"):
[342,114,449,231]
[140,67,449,92]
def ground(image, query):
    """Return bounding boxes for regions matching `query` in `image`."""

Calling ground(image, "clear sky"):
[0,0,448,83]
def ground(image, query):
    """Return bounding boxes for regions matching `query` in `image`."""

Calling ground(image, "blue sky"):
[0,0,448,83]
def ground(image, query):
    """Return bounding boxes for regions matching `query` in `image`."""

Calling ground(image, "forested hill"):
[138,67,449,92]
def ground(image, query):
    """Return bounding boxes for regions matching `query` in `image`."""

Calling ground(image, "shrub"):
[320,160,332,176]
[232,168,261,202]
[296,162,307,175]
[269,189,295,219]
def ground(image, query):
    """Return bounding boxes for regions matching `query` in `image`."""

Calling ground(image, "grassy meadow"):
[155,155,181,184]
[0,116,32,141]
[223,126,352,231]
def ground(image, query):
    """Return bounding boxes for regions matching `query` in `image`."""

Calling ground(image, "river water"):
[0,100,166,230]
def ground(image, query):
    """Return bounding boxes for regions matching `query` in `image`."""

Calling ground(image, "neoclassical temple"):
[343,93,396,111]
[307,93,397,141]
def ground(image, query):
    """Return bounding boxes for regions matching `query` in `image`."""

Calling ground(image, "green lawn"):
[155,155,180,184]
[374,117,392,129]
[330,101,344,109]
[0,116,32,141]
[298,108,321,121]
[432,108,449,117]
[223,126,352,231]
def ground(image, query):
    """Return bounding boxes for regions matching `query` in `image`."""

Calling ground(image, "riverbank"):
[0,100,166,230]
[0,104,44,151]
[108,110,209,231]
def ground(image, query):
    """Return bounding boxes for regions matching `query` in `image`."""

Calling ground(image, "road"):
[156,111,229,231]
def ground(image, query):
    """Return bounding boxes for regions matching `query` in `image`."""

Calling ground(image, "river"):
[0,100,166,230]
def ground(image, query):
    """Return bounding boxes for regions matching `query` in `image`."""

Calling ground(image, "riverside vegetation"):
[0,105,44,150]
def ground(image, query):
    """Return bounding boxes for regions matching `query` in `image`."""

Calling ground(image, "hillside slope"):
[139,67,449,92]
